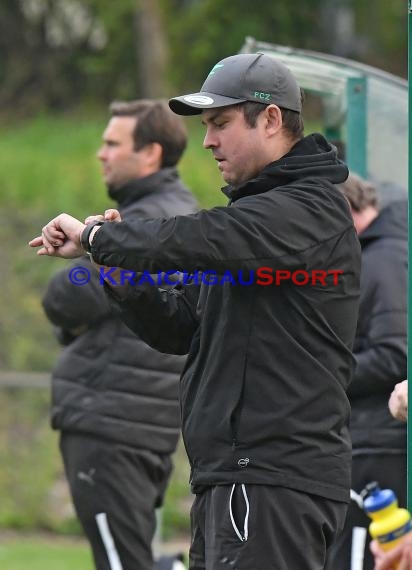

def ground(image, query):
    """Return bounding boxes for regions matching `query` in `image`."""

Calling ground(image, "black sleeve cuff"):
[80,221,105,253]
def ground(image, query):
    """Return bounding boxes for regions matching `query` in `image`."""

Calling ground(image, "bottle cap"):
[364,487,396,513]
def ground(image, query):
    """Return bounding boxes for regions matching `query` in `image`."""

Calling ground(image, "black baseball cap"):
[169,53,302,116]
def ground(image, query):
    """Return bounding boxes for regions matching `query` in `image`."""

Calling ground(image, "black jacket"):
[92,134,361,502]
[43,168,198,453]
[348,200,407,454]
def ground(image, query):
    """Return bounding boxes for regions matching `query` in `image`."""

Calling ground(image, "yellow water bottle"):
[363,481,412,556]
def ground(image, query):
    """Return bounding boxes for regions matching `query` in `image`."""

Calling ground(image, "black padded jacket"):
[42,168,198,453]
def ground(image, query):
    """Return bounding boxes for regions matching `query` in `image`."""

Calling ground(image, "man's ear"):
[264,104,283,137]
[140,142,163,170]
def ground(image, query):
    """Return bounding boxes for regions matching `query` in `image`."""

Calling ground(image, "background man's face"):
[97,116,145,189]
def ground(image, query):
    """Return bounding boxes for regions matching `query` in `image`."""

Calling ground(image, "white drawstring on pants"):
[229,483,250,542]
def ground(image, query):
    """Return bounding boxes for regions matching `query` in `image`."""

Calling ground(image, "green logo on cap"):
[253,92,271,101]
[208,63,224,76]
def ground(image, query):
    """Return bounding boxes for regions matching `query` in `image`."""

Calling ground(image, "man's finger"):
[37,247,51,256]
[41,230,58,254]
[28,236,43,247]
[104,208,122,222]
[376,544,404,570]
[84,214,105,225]
[398,543,412,570]
[42,226,66,243]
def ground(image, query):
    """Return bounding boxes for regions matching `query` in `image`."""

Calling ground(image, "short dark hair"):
[337,172,379,212]
[233,92,305,141]
[109,99,187,168]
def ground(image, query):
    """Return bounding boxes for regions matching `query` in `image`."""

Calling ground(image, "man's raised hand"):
[29,209,122,258]
[29,213,86,258]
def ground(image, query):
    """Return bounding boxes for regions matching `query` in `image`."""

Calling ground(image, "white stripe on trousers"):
[349,489,367,570]
[95,512,124,570]
[350,526,367,570]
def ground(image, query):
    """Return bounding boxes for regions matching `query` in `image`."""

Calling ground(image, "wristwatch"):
[80,221,105,254]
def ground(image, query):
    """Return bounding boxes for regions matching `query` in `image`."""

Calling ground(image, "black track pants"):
[60,432,173,570]
[189,484,347,570]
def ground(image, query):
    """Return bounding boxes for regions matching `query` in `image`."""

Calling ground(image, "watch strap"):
[80,221,104,253]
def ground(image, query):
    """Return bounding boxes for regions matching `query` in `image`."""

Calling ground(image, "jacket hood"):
[359,199,407,245]
[223,133,348,200]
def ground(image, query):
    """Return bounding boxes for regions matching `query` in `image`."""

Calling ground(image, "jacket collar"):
[108,167,179,207]
[359,199,408,246]
[221,133,348,202]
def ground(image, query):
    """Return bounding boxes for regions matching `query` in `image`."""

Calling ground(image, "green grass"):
[0,110,225,220]
[162,439,192,538]
[0,536,93,570]
[0,114,105,217]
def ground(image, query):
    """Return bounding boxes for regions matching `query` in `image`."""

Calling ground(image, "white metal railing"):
[0,371,50,388]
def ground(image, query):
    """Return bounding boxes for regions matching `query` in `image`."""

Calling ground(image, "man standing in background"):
[325,173,407,570]
[42,99,197,570]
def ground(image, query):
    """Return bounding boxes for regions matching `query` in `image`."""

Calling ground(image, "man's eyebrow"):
[201,111,227,125]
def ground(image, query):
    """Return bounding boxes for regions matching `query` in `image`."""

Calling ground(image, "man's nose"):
[97,146,106,160]
[203,129,217,149]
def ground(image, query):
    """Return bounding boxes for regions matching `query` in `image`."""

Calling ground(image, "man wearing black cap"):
[31,53,361,569]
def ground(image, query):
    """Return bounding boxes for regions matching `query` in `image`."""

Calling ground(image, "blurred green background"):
[0,0,407,566]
